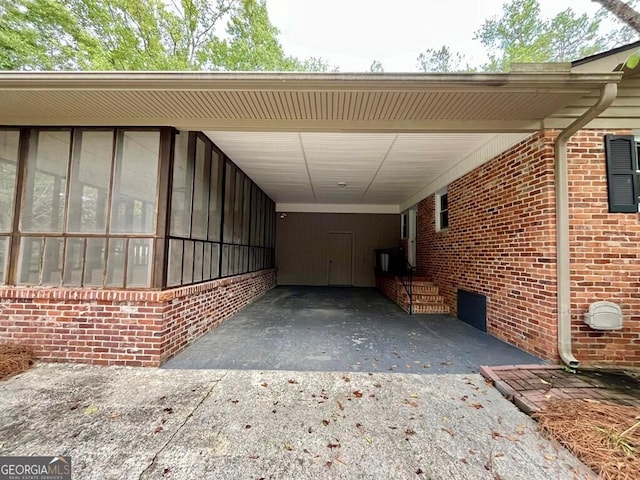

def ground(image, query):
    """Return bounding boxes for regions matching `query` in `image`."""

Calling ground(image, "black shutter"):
[605,135,638,213]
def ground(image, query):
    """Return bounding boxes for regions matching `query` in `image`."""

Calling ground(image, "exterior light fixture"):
[337,181,347,189]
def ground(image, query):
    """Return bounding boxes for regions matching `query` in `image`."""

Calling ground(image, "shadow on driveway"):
[163,287,543,373]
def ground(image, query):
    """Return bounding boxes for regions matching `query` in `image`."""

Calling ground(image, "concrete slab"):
[0,364,595,479]
[163,287,543,373]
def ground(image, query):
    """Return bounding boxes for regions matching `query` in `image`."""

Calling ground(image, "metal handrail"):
[399,260,415,315]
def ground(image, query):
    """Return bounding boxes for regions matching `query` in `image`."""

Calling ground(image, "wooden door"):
[328,232,353,286]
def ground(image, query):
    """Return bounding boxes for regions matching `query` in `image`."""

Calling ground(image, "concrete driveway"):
[164,287,543,373]
[0,364,595,479]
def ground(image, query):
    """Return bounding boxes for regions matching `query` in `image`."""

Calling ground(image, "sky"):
[265,0,606,72]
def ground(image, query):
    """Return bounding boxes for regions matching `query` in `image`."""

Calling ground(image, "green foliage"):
[416,45,475,73]
[474,0,608,71]
[627,50,640,68]
[0,0,333,71]
[369,60,384,73]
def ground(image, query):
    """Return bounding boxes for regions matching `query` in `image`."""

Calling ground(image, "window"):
[166,132,275,288]
[15,128,161,288]
[0,130,20,284]
[604,135,639,213]
[436,187,449,231]
[400,213,408,239]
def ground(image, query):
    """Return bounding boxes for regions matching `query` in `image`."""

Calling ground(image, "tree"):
[593,0,640,32]
[0,0,332,71]
[416,45,474,73]
[474,0,608,71]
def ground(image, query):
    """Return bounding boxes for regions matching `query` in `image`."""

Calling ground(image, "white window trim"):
[435,187,448,232]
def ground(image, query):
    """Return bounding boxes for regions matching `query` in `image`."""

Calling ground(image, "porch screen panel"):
[0,129,20,284]
[208,149,223,242]
[170,132,193,237]
[67,131,112,233]
[110,131,159,234]
[191,138,209,240]
[21,130,71,233]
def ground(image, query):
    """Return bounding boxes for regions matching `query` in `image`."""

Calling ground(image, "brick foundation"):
[416,129,640,366]
[0,269,276,367]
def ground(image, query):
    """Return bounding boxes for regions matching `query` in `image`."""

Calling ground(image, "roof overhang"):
[0,69,623,213]
[0,70,623,132]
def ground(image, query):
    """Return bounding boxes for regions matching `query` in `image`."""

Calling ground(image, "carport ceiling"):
[206,131,528,212]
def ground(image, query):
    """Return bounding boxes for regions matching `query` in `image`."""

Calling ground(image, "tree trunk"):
[593,0,640,33]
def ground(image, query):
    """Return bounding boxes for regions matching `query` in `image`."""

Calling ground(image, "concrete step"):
[399,293,444,304]
[399,301,450,314]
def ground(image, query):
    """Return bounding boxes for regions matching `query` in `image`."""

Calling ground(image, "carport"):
[0,66,622,367]
[163,286,542,372]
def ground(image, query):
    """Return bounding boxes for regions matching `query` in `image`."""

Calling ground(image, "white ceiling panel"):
[205,131,528,211]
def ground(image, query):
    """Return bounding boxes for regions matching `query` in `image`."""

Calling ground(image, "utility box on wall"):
[584,301,623,330]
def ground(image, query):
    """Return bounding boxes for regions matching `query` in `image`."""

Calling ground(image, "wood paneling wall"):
[276,213,400,286]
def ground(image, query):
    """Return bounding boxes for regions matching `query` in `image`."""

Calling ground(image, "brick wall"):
[376,274,398,303]
[0,269,276,367]
[567,130,640,365]
[416,129,639,366]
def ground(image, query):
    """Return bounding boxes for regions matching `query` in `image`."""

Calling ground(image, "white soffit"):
[206,131,530,213]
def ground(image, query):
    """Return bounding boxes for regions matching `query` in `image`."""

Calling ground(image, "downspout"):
[555,82,618,368]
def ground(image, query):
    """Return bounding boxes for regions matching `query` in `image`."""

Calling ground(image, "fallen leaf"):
[284,444,293,451]
[504,435,519,442]
[410,394,419,398]
[249,455,259,460]
[83,405,99,415]
[69,403,79,411]
[416,468,424,475]
[441,428,454,437]
[540,378,551,385]
[154,426,163,433]
[403,399,419,407]
[405,428,416,436]
[325,461,332,468]
[230,400,239,404]
[337,401,344,411]
[388,426,398,430]
[163,467,171,475]
[261,382,268,387]
[470,403,484,409]
[288,379,299,384]
[342,376,351,382]
[322,419,330,426]
[353,390,363,398]
[163,407,174,414]
[373,382,382,388]
[245,425,251,429]
[365,436,372,444]
[460,458,468,464]
[492,431,502,440]
[108,412,121,419]
[461,395,468,402]
[495,453,505,458]
[441,361,453,366]
[544,454,554,461]
[327,443,340,449]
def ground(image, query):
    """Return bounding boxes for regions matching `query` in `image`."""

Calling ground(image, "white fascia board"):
[399,133,531,211]
[276,203,400,214]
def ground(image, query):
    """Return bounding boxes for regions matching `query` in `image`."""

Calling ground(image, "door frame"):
[327,231,354,286]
